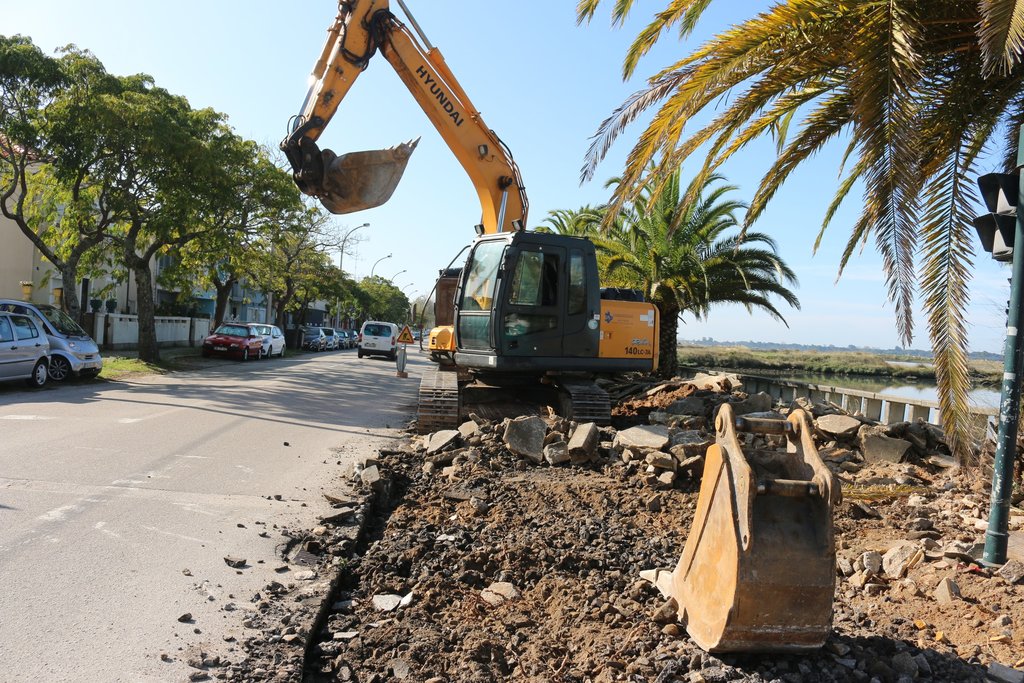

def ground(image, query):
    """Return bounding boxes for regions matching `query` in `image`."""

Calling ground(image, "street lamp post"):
[388,269,407,283]
[370,253,392,278]
[339,222,369,274]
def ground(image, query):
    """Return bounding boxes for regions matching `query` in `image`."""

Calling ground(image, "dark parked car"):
[300,326,327,352]
[202,323,263,360]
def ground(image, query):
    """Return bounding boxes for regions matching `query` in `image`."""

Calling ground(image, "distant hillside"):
[679,338,1001,362]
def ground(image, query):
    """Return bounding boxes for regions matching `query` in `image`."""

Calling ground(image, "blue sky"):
[4,1,1012,353]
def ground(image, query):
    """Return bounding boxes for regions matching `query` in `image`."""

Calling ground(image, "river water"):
[775,371,1001,410]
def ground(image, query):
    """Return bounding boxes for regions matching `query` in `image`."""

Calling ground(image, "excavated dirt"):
[292,453,1019,682]
[223,381,1024,683]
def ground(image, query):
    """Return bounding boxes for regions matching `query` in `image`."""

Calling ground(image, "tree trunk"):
[59,262,82,323]
[656,301,680,378]
[213,277,236,328]
[132,263,160,362]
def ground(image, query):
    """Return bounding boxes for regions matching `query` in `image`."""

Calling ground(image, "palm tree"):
[537,206,604,236]
[575,0,1024,462]
[591,169,799,376]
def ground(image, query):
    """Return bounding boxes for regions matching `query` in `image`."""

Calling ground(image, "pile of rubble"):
[231,374,1024,683]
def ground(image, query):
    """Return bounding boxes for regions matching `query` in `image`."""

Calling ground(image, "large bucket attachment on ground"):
[316,139,419,214]
[671,403,841,653]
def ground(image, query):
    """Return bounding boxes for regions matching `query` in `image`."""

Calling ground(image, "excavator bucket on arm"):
[671,403,841,653]
[316,139,419,215]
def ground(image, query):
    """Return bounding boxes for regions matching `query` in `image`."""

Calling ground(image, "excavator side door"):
[560,246,600,358]
[498,244,566,358]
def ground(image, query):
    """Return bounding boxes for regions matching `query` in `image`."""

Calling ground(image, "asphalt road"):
[0,345,425,682]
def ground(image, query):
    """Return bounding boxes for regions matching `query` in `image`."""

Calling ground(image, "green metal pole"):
[983,127,1024,566]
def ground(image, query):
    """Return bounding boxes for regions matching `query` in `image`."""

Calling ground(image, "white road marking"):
[140,525,210,544]
[1,415,55,420]
[117,407,182,424]
[37,504,79,521]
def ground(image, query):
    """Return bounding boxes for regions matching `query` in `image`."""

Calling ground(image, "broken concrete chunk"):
[666,396,706,416]
[646,451,676,471]
[480,582,521,606]
[372,594,404,612]
[988,662,1024,683]
[567,422,599,461]
[543,441,570,466]
[614,425,670,451]
[426,430,460,455]
[457,420,479,439]
[933,577,961,605]
[858,425,912,463]
[223,556,246,569]
[669,431,713,459]
[882,543,920,578]
[999,559,1024,584]
[861,551,883,577]
[503,416,547,464]
[815,414,863,438]
[652,597,679,624]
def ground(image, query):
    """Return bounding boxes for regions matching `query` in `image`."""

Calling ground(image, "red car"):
[201,323,264,361]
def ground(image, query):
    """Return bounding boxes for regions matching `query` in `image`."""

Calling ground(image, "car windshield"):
[215,325,249,337]
[302,328,321,338]
[323,328,335,336]
[32,304,87,337]
[364,324,391,337]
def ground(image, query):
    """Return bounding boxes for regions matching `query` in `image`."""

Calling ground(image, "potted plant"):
[19,280,32,300]
[104,298,118,313]
[90,298,102,313]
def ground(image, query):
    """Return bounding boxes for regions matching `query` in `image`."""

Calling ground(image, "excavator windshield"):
[457,240,504,350]
[460,241,503,312]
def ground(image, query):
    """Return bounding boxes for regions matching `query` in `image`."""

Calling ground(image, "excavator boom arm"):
[282,0,527,232]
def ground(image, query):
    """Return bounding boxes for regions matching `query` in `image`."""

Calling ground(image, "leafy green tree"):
[158,146,301,328]
[590,169,799,376]
[0,37,119,321]
[358,276,410,324]
[260,206,342,330]
[576,0,1024,461]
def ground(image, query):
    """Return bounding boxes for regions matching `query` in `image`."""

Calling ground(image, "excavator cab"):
[453,232,652,375]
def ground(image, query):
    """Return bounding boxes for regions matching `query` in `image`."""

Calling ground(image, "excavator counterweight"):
[670,403,841,653]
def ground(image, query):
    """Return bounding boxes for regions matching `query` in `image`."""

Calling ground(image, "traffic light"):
[974,173,1019,262]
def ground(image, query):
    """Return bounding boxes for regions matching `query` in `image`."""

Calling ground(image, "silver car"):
[0,312,50,387]
[0,299,102,381]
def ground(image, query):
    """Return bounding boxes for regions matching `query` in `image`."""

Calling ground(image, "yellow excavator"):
[281,0,660,429]
[281,1,839,653]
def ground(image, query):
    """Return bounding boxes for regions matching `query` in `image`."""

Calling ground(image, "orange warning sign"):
[396,325,415,344]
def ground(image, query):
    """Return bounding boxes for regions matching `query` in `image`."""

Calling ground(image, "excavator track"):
[417,366,461,433]
[557,379,611,425]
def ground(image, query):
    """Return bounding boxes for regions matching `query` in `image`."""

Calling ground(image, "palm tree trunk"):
[656,301,679,378]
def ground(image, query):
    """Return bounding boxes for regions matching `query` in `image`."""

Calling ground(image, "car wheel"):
[389,351,397,361]
[26,359,48,388]
[48,355,72,382]
[357,350,364,358]
[278,346,286,358]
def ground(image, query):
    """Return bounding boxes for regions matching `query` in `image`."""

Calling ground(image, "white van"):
[0,299,103,381]
[358,321,400,359]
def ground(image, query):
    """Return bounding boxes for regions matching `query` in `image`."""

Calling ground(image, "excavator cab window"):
[568,250,586,316]
[457,240,505,350]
